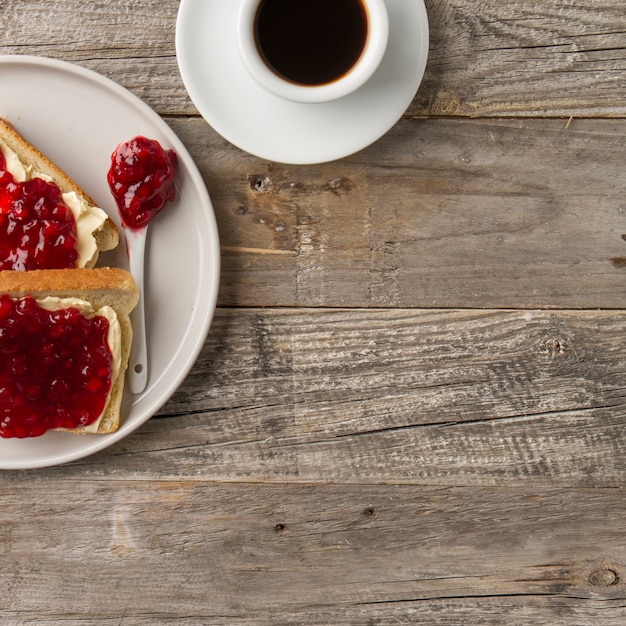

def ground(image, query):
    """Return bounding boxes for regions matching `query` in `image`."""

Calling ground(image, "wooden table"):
[2,0,626,623]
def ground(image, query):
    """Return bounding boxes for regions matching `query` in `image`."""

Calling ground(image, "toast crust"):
[0,267,138,313]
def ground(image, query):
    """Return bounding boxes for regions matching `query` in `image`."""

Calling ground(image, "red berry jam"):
[0,151,79,271]
[107,136,177,230]
[0,295,113,438]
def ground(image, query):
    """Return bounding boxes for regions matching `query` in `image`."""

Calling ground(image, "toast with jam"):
[0,118,119,271]
[0,267,138,438]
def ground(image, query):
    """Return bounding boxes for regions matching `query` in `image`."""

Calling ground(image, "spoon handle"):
[126,227,148,394]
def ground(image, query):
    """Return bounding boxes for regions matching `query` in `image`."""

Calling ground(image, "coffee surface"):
[254,0,368,86]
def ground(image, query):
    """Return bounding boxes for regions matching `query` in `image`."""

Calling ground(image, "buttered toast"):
[0,118,119,269]
[0,268,138,437]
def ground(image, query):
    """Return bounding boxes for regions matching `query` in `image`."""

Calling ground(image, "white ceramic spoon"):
[109,136,178,396]
[125,226,148,394]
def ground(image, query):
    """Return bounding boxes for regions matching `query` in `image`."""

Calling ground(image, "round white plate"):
[176,0,429,164]
[0,55,221,470]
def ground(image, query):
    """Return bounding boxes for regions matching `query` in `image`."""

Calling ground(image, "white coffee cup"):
[237,0,389,104]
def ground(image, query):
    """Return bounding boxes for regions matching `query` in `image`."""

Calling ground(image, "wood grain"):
[25,307,620,488]
[171,116,626,309]
[415,0,626,117]
[1,481,625,624]
[1,0,624,117]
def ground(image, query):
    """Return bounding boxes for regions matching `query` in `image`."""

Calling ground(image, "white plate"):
[176,0,429,164]
[0,55,221,470]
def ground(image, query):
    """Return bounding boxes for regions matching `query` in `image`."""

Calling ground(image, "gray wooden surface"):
[2,0,626,624]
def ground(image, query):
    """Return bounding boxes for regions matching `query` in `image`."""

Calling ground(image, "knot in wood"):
[539,336,565,358]
[588,567,620,587]
[325,177,355,195]
[248,174,273,193]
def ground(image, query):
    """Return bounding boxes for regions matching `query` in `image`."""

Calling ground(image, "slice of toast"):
[0,118,119,267]
[0,267,138,435]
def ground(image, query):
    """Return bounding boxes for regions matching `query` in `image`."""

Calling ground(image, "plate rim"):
[0,54,221,470]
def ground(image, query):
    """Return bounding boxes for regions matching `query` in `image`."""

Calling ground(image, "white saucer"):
[176,0,429,165]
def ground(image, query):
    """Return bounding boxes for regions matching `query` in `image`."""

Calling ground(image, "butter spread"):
[0,140,109,268]
[35,296,122,433]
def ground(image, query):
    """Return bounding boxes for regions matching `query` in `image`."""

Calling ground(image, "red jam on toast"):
[0,295,113,438]
[0,152,78,271]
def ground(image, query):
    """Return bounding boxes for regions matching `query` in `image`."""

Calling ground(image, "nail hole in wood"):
[248,174,272,192]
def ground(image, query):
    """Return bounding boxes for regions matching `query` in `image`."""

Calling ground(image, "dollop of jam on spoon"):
[107,136,177,230]
[107,136,177,394]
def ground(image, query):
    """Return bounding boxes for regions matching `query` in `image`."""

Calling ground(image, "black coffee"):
[254,0,368,86]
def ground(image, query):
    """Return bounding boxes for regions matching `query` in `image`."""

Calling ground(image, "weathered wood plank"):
[171,116,626,309]
[1,481,625,624]
[30,307,624,487]
[0,0,624,117]
[414,0,626,117]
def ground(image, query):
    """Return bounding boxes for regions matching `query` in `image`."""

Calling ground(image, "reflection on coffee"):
[254,0,368,86]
